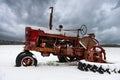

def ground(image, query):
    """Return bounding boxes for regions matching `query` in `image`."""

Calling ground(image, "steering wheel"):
[80,24,87,35]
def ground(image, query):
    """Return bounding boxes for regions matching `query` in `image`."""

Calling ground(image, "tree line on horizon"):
[0,40,24,45]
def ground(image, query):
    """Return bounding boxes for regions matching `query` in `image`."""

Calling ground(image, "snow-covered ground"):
[0,45,120,80]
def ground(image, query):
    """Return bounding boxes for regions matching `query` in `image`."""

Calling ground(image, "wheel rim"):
[21,56,34,66]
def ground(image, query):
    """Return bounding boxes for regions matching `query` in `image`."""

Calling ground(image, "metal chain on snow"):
[78,60,120,74]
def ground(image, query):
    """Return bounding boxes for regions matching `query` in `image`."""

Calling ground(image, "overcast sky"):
[0,0,120,44]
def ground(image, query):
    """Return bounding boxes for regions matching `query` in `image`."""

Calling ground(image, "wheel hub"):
[22,56,34,66]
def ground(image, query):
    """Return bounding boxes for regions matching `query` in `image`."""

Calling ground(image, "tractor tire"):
[57,55,76,62]
[78,60,120,74]
[15,51,37,67]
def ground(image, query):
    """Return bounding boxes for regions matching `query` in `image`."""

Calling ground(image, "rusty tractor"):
[15,25,106,67]
[15,7,106,67]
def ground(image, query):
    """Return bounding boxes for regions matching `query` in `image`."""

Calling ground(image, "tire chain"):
[78,61,120,74]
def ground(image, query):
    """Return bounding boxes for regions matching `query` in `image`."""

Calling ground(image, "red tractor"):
[15,25,106,67]
[15,7,106,67]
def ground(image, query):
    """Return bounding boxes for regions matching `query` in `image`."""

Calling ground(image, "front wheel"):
[15,51,37,67]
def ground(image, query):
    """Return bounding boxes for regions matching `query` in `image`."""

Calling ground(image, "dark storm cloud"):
[0,0,120,44]
[0,0,55,41]
[53,0,120,44]
[112,0,120,10]
[3,0,54,25]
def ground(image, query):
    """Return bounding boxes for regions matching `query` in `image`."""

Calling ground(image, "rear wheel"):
[15,51,37,67]
[86,46,106,63]
[57,55,76,62]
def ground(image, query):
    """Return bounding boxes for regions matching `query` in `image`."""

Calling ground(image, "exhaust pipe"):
[49,7,53,30]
